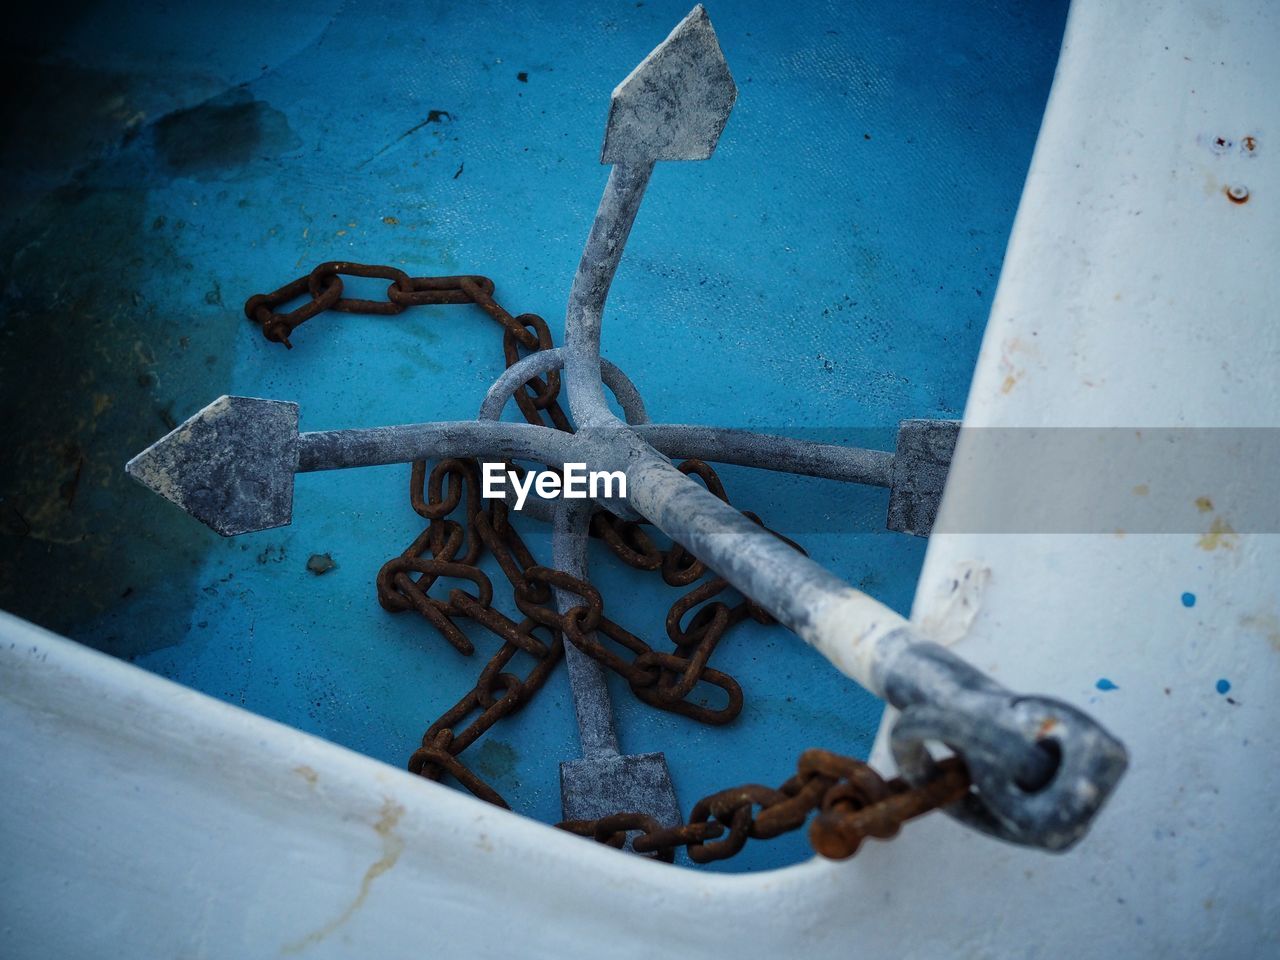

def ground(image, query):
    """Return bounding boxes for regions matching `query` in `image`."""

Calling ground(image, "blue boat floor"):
[0,0,1067,871]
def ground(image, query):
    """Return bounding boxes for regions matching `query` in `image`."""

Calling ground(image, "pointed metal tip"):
[126,395,300,537]
[601,4,737,165]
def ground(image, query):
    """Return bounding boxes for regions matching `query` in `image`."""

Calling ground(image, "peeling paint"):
[1196,515,1239,551]
[915,562,991,646]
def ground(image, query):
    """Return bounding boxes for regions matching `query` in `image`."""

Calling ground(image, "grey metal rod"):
[573,426,864,663]
[299,417,893,491]
[564,161,655,429]
[482,348,895,487]
[296,421,577,473]
[637,424,894,487]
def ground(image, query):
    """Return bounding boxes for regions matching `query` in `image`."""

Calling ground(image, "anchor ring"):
[890,694,1128,851]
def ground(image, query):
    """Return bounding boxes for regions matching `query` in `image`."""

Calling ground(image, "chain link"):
[564,752,970,863]
[245,264,967,862]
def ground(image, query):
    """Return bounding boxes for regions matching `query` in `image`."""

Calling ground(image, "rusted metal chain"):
[559,753,969,863]
[244,265,968,861]
[376,452,766,802]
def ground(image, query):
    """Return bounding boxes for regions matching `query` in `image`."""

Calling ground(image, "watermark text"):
[481,462,626,510]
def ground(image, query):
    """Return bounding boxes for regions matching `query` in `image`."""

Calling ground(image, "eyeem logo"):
[482,462,626,511]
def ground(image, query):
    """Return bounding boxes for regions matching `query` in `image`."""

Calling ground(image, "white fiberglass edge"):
[0,613,856,959]
[878,0,1280,954]
[3,0,1277,956]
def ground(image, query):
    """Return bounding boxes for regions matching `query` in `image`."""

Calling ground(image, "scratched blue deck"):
[0,0,1067,871]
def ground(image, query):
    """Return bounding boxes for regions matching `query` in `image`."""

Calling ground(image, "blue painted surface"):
[0,0,1067,870]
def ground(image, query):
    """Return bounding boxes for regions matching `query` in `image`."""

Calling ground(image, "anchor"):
[128,5,1127,853]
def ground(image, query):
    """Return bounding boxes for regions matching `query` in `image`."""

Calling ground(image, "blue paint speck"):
[1216,678,1231,695]
[1096,678,1119,691]
[1181,591,1196,608]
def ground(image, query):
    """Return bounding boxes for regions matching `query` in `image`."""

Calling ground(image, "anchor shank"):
[617,435,1126,851]
[596,428,902,695]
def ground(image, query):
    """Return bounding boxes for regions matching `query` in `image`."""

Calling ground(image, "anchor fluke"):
[600,4,737,164]
[125,395,300,536]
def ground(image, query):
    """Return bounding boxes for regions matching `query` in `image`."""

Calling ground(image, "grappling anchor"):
[128,5,1127,856]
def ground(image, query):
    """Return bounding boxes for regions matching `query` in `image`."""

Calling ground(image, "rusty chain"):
[245,261,968,862]
[560,752,969,863]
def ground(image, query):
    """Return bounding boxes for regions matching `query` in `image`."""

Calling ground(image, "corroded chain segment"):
[376,452,769,803]
[244,265,967,861]
[560,753,970,863]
